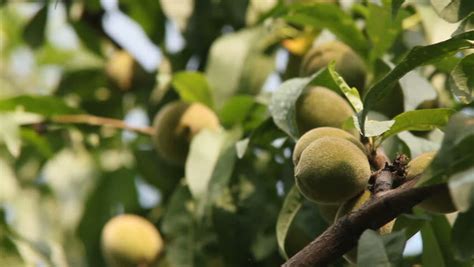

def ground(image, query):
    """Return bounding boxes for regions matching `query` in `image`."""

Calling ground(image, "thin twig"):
[51,114,154,136]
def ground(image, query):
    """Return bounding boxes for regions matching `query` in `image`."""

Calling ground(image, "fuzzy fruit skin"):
[293,127,365,166]
[335,190,395,264]
[152,101,220,165]
[295,87,354,135]
[101,214,164,267]
[406,152,457,213]
[300,41,366,91]
[295,137,370,204]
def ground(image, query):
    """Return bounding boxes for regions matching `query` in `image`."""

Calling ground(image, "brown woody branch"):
[51,114,154,136]
[282,177,445,267]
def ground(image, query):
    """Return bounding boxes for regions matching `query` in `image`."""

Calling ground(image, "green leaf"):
[186,129,238,200]
[186,128,241,220]
[0,229,25,267]
[419,110,474,187]
[382,109,455,140]
[393,212,431,239]
[71,21,103,56]
[361,31,474,131]
[380,230,407,264]
[172,71,214,108]
[161,184,195,267]
[22,5,48,49]
[392,0,405,19]
[0,95,82,117]
[206,27,275,106]
[449,53,474,104]
[357,229,391,267]
[219,95,258,127]
[353,115,395,137]
[20,128,53,158]
[284,3,368,57]
[431,0,474,23]
[452,206,474,261]
[448,167,474,212]
[276,185,303,259]
[269,77,310,139]
[421,214,470,267]
[328,62,363,112]
[366,2,404,62]
[0,111,43,157]
[421,216,449,267]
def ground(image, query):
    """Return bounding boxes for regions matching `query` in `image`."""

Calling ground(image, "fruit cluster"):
[292,40,456,263]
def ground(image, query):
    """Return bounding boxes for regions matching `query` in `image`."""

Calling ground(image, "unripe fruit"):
[300,41,366,91]
[152,101,220,165]
[295,87,354,135]
[336,190,394,264]
[406,152,456,213]
[101,214,164,267]
[294,137,370,204]
[293,127,365,166]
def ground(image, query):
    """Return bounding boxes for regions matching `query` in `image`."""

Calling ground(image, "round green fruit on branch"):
[300,41,366,91]
[295,86,354,135]
[293,127,365,166]
[152,101,220,166]
[406,152,457,214]
[335,190,395,264]
[101,214,164,267]
[294,136,371,204]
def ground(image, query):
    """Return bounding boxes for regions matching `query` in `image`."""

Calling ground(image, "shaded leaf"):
[284,3,368,57]
[366,2,404,62]
[172,71,214,108]
[421,214,470,267]
[393,212,431,239]
[161,184,196,267]
[448,167,474,212]
[22,5,48,49]
[357,229,391,267]
[269,77,310,139]
[71,21,103,56]
[206,27,275,105]
[452,206,474,261]
[276,185,303,259]
[449,53,474,104]
[361,31,474,130]
[419,110,474,186]
[381,230,407,264]
[392,0,405,19]
[452,13,474,36]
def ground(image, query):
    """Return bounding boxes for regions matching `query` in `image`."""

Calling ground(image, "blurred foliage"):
[0,0,473,267]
